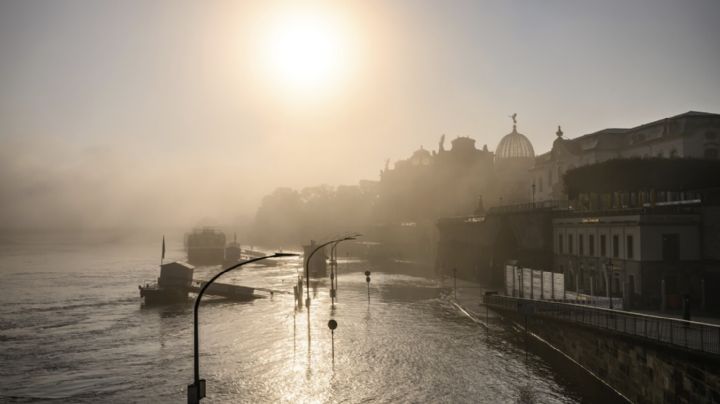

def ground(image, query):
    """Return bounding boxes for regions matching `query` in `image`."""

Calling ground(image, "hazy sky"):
[1,0,719,229]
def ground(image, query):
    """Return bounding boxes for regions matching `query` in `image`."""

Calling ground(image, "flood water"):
[0,231,618,403]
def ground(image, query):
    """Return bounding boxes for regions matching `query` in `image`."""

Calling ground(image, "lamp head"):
[272,252,300,258]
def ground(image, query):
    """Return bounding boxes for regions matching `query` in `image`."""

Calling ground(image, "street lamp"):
[330,242,340,305]
[188,252,299,404]
[328,236,360,305]
[304,234,360,308]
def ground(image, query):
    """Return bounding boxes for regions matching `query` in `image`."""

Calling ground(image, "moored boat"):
[139,261,194,305]
[223,233,244,268]
[185,228,226,265]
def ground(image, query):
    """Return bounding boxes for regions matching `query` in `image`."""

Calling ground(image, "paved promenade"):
[442,277,497,326]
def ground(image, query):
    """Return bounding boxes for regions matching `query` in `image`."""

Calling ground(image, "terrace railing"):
[484,294,720,355]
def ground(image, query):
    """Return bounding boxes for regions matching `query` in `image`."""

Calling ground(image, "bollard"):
[297,276,304,308]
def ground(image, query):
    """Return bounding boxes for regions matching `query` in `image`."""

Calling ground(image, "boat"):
[223,233,244,268]
[185,228,226,266]
[139,261,194,305]
[242,246,266,259]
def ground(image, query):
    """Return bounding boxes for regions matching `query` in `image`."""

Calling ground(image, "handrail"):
[484,294,720,355]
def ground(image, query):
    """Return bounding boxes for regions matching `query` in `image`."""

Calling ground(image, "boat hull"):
[139,286,189,305]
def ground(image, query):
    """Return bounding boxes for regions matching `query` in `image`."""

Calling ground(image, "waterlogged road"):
[0,234,617,403]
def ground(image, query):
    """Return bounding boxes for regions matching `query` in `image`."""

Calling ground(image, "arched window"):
[670,149,678,158]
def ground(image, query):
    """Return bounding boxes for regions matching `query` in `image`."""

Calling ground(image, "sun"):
[259,8,352,95]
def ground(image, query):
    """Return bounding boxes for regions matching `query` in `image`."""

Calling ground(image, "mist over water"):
[1,2,719,402]
[2,1,719,231]
[0,231,614,403]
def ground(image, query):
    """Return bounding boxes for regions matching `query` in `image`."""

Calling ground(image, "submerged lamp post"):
[330,242,339,305]
[304,234,359,308]
[365,270,371,303]
[188,252,299,404]
[329,237,355,305]
[328,319,338,365]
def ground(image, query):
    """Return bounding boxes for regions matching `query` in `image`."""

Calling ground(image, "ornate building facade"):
[436,111,720,312]
[376,115,537,225]
[532,111,720,202]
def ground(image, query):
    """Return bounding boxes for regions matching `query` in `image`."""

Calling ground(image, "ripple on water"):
[0,238,609,403]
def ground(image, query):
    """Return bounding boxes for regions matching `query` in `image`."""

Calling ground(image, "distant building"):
[532,111,720,202]
[557,158,720,310]
[377,137,494,223]
[376,115,537,226]
[373,119,535,263]
[436,206,554,285]
[436,111,720,312]
[554,208,703,309]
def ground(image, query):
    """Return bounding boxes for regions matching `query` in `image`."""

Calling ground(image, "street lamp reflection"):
[188,252,299,404]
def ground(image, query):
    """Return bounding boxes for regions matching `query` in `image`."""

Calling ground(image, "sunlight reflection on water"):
[0,236,595,403]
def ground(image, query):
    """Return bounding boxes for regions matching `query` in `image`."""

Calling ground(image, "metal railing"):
[484,294,720,355]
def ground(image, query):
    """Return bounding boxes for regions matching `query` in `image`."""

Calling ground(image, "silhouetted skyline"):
[1,0,719,228]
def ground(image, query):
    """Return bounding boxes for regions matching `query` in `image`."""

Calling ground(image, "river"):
[0,230,620,403]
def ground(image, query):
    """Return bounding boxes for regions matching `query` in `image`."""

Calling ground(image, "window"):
[670,149,678,158]
[705,148,718,159]
[600,234,607,256]
[627,235,634,259]
[662,234,679,261]
[539,178,544,192]
[589,235,595,256]
[548,169,553,186]
[558,234,564,254]
[706,131,717,140]
[612,235,619,258]
[569,234,574,255]
[579,234,584,256]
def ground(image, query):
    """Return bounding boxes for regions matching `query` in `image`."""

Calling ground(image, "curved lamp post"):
[304,234,359,307]
[188,252,299,404]
[329,241,343,305]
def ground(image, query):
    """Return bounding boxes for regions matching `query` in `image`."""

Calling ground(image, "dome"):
[495,126,535,160]
[409,147,432,166]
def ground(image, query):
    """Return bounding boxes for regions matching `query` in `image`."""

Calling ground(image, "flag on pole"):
[162,235,166,261]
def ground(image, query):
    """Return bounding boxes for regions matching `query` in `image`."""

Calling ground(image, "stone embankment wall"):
[494,308,720,404]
